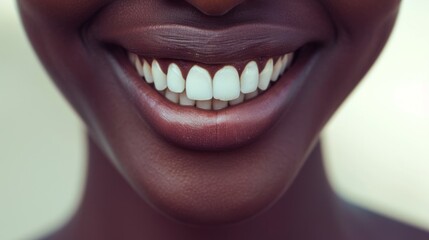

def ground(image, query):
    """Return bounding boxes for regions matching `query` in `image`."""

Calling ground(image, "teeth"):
[258,58,274,91]
[271,58,282,82]
[213,99,228,110]
[152,60,167,91]
[229,93,245,106]
[245,91,259,100]
[133,57,144,77]
[281,53,294,74]
[179,92,195,106]
[128,53,138,64]
[130,52,295,110]
[240,61,259,94]
[167,63,185,93]
[213,66,240,101]
[196,100,212,110]
[158,89,166,96]
[186,66,213,101]
[165,89,179,103]
[142,59,153,83]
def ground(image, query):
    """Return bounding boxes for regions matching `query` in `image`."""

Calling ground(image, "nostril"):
[184,0,246,16]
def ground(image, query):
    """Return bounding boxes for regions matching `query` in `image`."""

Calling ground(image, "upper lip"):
[92,23,328,64]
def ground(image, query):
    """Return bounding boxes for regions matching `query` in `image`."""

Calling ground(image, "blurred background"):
[1,0,428,239]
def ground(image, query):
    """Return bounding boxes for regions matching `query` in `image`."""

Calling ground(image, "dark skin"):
[17,0,429,239]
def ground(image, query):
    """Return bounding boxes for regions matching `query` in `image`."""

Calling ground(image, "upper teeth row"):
[128,53,294,103]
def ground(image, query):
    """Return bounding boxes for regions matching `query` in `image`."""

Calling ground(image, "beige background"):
[1,1,428,239]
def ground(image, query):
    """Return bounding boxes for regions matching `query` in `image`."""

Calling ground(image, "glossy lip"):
[104,44,318,151]
[92,23,325,151]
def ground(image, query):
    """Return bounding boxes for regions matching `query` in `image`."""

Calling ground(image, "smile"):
[94,23,327,151]
[127,52,294,110]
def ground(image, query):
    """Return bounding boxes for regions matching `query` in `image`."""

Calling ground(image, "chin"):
[116,139,306,225]
[132,169,288,225]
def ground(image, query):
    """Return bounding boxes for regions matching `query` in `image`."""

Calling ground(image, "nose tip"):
[185,0,246,16]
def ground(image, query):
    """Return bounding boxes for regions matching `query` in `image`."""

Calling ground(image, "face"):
[19,0,400,225]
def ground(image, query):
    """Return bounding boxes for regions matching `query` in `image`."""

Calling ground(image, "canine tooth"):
[280,55,288,74]
[213,66,240,101]
[245,91,258,100]
[240,61,259,94]
[196,100,212,110]
[229,93,245,106]
[143,59,153,83]
[213,99,228,110]
[152,60,167,90]
[281,53,294,74]
[186,66,213,101]
[137,63,145,77]
[258,59,273,90]
[167,63,185,93]
[271,58,282,81]
[165,89,179,103]
[133,56,144,77]
[179,92,195,106]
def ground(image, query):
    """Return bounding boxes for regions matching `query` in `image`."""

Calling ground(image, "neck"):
[57,136,344,240]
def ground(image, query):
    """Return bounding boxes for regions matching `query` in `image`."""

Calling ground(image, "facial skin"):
[19,0,400,225]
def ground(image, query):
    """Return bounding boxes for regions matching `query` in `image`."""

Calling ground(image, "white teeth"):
[142,59,153,83]
[133,57,144,77]
[152,60,167,91]
[167,63,185,93]
[258,58,274,91]
[130,52,295,109]
[240,61,259,94]
[271,58,282,82]
[196,100,212,110]
[245,91,259,100]
[281,53,294,74]
[213,99,228,110]
[186,66,213,101]
[165,89,179,103]
[229,93,244,106]
[213,66,240,101]
[179,92,195,106]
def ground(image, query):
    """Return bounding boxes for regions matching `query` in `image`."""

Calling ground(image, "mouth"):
[127,52,295,110]
[94,23,325,151]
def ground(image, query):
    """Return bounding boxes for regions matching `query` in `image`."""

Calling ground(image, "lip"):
[89,20,328,151]
[93,23,329,64]
[102,43,317,151]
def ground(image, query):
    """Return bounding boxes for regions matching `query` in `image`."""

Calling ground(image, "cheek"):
[18,0,110,27]
[322,0,400,34]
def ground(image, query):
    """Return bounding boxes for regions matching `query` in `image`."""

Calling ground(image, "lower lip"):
[108,46,316,151]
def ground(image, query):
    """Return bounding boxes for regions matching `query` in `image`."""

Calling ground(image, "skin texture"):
[17,0,429,239]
